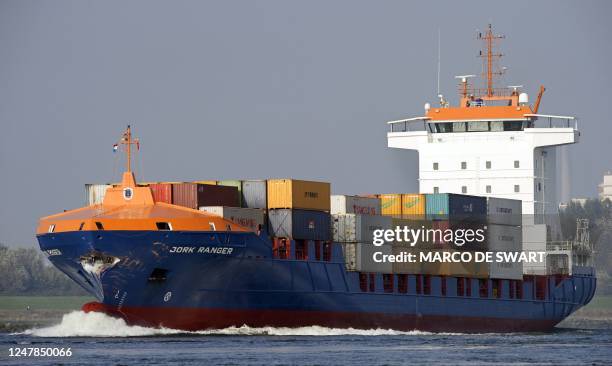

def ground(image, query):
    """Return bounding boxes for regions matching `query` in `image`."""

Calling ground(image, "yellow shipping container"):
[380,194,402,216]
[194,180,217,185]
[267,179,330,211]
[401,194,425,219]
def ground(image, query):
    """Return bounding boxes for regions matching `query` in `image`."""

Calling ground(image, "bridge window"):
[504,121,524,131]
[435,123,454,133]
[486,161,491,169]
[514,160,520,168]
[468,121,489,132]
[514,185,520,193]
[461,161,467,170]
[433,162,439,170]
[486,185,492,193]
[453,122,466,132]
[433,187,439,194]
[461,186,467,194]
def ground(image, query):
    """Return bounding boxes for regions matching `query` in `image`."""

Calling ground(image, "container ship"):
[36,25,595,332]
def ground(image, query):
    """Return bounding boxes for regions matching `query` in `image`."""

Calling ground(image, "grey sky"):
[1,1,610,247]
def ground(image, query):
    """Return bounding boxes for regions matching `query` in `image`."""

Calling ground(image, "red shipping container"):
[172,183,239,209]
[149,183,172,204]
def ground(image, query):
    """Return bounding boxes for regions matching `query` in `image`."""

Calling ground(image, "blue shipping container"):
[268,209,331,241]
[425,193,487,222]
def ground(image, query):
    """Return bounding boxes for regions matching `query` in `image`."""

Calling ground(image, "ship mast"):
[478,24,505,97]
[118,125,140,173]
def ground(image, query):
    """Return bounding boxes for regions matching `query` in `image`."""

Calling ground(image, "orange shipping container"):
[401,194,426,219]
[267,179,330,211]
[380,194,402,216]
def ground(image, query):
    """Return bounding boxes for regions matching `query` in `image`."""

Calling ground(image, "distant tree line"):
[560,198,612,294]
[0,244,87,295]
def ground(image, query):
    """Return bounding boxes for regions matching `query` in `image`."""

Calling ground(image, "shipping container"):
[342,242,392,273]
[419,249,489,278]
[401,194,426,219]
[217,180,242,206]
[85,184,112,205]
[487,224,522,252]
[267,179,330,211]
[194,180,217,185]
[241,180,267,209]
[487,197,522,226]
[420,220,489,251]
[389,218,435,248]
[425,193,487,222]
[171,183,239,209]
[332,214,391,243]
[199,206,265,232]
[488,224,524,280]
[149,183,172,204]
[380,194,402,216]
[391,245,423,274]
[267,209,331,240]
[331,195,381,215]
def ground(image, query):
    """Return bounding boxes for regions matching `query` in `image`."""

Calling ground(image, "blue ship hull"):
[37,230,596,332]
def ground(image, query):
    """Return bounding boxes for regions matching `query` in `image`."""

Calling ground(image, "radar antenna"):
[477,24,505,97]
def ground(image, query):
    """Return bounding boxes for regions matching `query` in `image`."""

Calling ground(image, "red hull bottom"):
[82,302,560,333]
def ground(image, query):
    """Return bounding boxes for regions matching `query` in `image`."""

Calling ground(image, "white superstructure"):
[386,24,589,275]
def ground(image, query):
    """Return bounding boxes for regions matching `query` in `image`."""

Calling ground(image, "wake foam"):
[23,311,439,338]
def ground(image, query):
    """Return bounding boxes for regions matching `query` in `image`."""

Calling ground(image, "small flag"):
[113,144,119,152]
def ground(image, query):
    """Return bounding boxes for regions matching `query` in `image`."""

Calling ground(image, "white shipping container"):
[342,242,392,273]
[85,184,112,205]
[331,195,381,215]
[487,197,522,226]
[199,206,265,232]
[332,214,391,243]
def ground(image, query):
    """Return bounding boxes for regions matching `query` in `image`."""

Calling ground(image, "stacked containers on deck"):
[377,193,427,273]
[267,179,331,241]
[420,193,489,277]
[199,206,265,232]
[331,195,381,216]
[380,194,402,216]
[171,183,239,210]
[217,180,243,207]
[241,180,267,209]
[149,183,172,204]
[331,195,391,272]
[85,184,113,205]
[486,197,523,280]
